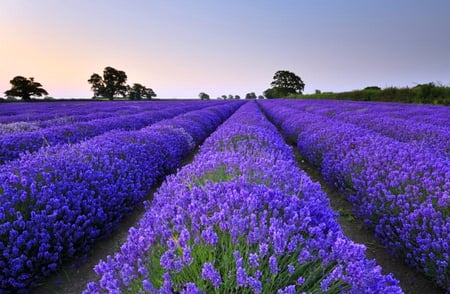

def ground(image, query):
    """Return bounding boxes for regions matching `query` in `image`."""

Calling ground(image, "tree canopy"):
[129,83,156,100]
[245,92,257,99]
[264,70,305,98]
[199,92,210,100]
[88,66,128,100]
[4,76,48,101]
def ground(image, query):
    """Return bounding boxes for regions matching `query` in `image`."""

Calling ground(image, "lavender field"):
[0,100,448,293]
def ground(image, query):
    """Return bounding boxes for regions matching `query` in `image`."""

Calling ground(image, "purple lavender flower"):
[287,265,295,275]
[247,276,262,294]
[181,282,202,294]
[201,262,222,288]
[259,243,269,258]
[160,272,173,294]
[201,226,218,246]
[236,266,247,286]
[269,255,279,275]
[142,279,154,292]
[234,250,243,268]
[249,253,259,268]
[297,276,306,286]
[277,285,296,294]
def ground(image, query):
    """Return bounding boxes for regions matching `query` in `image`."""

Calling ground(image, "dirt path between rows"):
[292,149,444,294]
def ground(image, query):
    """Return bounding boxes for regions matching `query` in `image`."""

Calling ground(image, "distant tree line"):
[293,83,450,105]
[198,70,307,101]
[4,67,449,105]
[2,66,157,102]
[198,92,264,100]
[3,68,302,102]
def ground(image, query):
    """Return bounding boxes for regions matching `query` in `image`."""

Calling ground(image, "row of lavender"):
[293,99,450,128]
[0,101,243,291]
[0,108,139,135]
[0,101,223,134]
[258,100,449,291]
[0,101,221,164]
[85,102,401,293]
[0,101,169,123]
[279,99,450,154]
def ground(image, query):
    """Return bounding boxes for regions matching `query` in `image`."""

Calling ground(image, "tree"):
[264,70,305,98]
[88,66,128,100]
[245,92,257,99]
[199,92,210,100]
[4,76,48,101]
[144,87,156,99]
[87,73,103,98]
[263,87,289,98]
[129,83,156,100]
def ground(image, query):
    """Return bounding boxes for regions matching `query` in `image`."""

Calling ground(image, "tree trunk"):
[22,94,31,101]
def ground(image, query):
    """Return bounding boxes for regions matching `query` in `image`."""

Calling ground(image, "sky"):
[1,0,450,99]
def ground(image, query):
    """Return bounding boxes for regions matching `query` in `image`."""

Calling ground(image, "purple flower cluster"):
[259,99,450,291]
[281,99,450,154]
[0,101,243,291]
[0,101,218,164]
[0,103,156,134]
[0,100,176,124]
[84,101,401,293]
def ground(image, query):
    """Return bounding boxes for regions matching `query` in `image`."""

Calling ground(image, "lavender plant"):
[279,99,450,154]
[84,102,401,293]
[0,102,243,291]
[259,100,449,291]
[0,102,215,164]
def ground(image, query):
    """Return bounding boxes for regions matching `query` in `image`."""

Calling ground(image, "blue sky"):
[1,0,449,98]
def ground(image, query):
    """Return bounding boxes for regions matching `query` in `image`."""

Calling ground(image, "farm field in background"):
[0,99,448,293]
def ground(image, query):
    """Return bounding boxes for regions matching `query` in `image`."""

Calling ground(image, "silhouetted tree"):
[87,73,103,97]
[129,83,156,100]
[264,70,305,98]
[4,76,48,101]
[245,92,257,99]
[88,66,128,100]
[144,87,156,99]
[234,95,241,100]
[199,92,210,100]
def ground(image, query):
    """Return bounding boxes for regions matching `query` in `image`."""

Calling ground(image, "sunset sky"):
[1,0,450,98]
